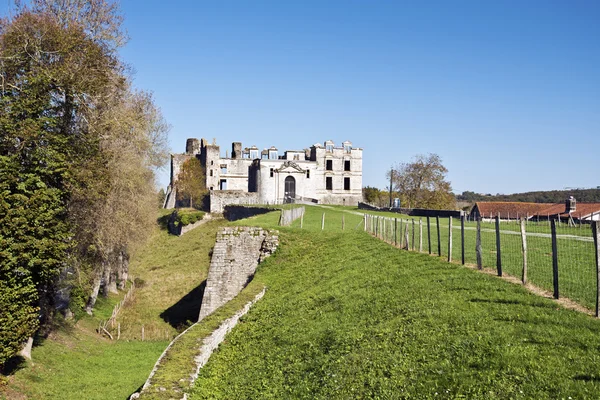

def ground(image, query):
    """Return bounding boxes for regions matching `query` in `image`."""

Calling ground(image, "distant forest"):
[457,188,600,203]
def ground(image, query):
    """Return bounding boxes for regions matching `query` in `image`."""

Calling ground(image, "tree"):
[389,153,455,210]
[362,186,389,208]
[0,0,169,365]
[176,157,206,209]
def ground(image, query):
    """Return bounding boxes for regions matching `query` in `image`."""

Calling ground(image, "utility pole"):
[389,167,393,208]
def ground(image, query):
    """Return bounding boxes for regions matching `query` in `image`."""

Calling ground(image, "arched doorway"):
[284,175,296,202]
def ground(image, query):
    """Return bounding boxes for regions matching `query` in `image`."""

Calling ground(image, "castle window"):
[326,176,333,190]
[270,168,274,178]
[262,153,268,159]
[211,160,214,165]
[326,160,333,171]
[221,166,227,174]
[344,177,350,190]
[242,153,250,159]
[220,179,227,190]
[306,170,310,178]
[210,170,213,176]
[344,160,350,171]
[250,149,259,159]
[269,150,278,160]
[344,144,352,153]
[326,144,334,152]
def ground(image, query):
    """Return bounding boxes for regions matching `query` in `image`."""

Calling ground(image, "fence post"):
[321,212,325,231]
[419,218,423,252]
[427,216,431,254]
[301,212,304,229]
[448,217,453,263]
[142,325,145,341]
[495,215,502,276]
[436,216,441,257]
[411,219,415,251]
[363,214,366,231]
[476,217,482,269]
[593,221,600,317]
[394,218,398,246]
[404,220,410,250]
[551,219,559,299]
[520,218,528,284]
[461,215,465,265]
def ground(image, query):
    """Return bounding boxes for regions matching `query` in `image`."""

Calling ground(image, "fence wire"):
[364,213,599,314]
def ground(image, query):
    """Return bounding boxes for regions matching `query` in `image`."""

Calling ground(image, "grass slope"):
[3,213,226,399]
[189,207,600,399]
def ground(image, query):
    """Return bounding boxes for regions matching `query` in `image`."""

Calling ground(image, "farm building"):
[164,138,363,212]
[470,197,600,222]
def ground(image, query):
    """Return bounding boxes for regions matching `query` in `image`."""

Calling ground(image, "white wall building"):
[164,138,363,211]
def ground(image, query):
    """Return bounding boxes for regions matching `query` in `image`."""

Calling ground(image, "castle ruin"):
[164,138,363,212]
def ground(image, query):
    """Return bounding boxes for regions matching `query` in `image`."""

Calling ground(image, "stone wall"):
[167,211,211,236]
[209,190,260,213]
[223,205,276,222]
[358,202,464,218]
[280,206,305,226]
[198,227,278,321]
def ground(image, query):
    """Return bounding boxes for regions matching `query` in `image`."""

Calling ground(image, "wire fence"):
[364,214,600,316]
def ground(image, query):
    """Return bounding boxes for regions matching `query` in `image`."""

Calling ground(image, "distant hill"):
[457,188,600,203]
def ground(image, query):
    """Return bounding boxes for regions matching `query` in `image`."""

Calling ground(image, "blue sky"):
[3,1,599,194]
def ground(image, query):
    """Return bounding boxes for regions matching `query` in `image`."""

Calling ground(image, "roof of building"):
[540,202,600,218]
[473,201,600,219]
[473,202,551,218]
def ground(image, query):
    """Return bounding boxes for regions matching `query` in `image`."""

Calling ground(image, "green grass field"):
[363,212,598,311]
[188,206,600,399]
[5,204,600,399]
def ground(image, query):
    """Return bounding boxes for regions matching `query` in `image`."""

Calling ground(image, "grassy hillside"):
[2,212,227,400]
[5,205,600,399]
[189,206,600,399]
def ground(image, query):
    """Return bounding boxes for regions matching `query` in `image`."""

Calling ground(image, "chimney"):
[186,138,200,155]
[566,196,576,213]
[232,142,242,159]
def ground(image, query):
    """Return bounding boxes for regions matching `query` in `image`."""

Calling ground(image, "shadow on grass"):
[469,298,554,309]
[128,383,144,400]
[157,213,172,230]
[574,375,600,382]
[1,355,27,376]
[160,281,206,331]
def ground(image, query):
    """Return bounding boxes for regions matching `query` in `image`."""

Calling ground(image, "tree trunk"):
[19,337,33,360]
[85,267,103,314]
[101,259,111,297]
[116,249,128,290]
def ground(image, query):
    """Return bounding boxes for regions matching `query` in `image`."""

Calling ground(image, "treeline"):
[457,188,600,203]
[0,0,168,368]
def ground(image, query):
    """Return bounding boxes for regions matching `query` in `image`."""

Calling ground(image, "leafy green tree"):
[0,0,169,365]
[176,157,206,209]
[389,153,455,210]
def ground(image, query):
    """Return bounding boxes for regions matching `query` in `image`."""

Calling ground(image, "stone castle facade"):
[164,138,363,211]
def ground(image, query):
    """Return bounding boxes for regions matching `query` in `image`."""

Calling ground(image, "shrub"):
[176,210,205,226]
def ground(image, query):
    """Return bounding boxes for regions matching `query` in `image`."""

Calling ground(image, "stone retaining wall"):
[358,202,463,218]
[198,227,278,321]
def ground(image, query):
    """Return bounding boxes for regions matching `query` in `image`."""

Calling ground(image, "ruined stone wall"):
[209,190,260,213]
[358,202,464,218]
[280,206,305,226]
[223,205,276,222]
[198,227,278,321]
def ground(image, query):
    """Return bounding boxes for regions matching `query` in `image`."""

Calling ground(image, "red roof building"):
[470,199,600,221]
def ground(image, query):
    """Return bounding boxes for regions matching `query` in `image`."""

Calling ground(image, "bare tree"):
[389,153,455,210]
